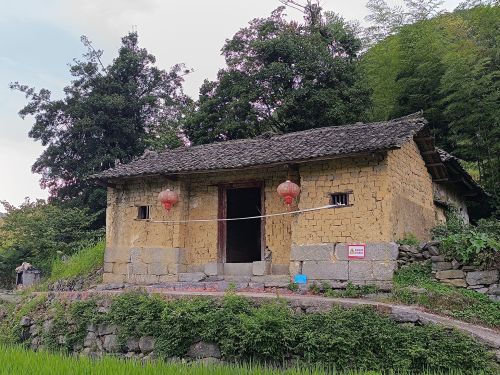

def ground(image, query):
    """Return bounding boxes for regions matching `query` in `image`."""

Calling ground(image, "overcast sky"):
[0,0,463,209]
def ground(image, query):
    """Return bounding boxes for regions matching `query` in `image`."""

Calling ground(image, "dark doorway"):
[224,186,262,263]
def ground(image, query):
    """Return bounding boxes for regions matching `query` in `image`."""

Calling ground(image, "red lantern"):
[277,180,300,205]
[158,189,179,211]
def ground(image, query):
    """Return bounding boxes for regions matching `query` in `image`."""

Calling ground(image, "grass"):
[0,345,492,375]
[392,263,500,327]
[49,241,105,282]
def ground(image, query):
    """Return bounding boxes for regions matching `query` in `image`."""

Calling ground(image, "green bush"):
[103,292,493,372]
[49,241,105,282]
[397,233,420,247]
[0,200,102,287]
[393,264,500,327]
[432,209,499,269]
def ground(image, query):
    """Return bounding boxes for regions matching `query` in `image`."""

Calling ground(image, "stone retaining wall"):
[398,241,499,301]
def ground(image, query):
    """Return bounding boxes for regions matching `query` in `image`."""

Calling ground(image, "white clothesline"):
[150,204,336,224]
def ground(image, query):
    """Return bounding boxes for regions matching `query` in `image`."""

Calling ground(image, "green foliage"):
[2,345,494,375]
[10,32,190,216]
[310,282,378,298]
[393,264,500,326]
[49,241,105,282]
[397,233,420,246]
[432,209,499,268]
[287,283,299,292]
[0,200,101,287]
[106,294,492,371]
[362,5,500,213]
[184,7,370,145]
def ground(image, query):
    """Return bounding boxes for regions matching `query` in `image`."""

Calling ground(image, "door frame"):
[217,180,265,263]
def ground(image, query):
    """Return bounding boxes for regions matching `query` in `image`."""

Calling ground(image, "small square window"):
[330,193,349,207]
[137,206,150,220]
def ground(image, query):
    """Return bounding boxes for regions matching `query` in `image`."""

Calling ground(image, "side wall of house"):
[386,141,436,242]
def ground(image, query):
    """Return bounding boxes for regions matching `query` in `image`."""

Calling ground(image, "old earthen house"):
[95,114,482,288]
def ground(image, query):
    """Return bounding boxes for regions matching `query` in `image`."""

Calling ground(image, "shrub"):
[105,293,494,372]
[432,208,499,269]
[397,233,420,247]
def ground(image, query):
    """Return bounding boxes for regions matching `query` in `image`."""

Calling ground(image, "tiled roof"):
[95,113,427,179]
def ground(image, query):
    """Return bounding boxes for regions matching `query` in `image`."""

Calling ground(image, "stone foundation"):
[290,242,398,290]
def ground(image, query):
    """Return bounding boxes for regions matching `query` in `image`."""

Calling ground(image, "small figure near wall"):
[15,262,41,289]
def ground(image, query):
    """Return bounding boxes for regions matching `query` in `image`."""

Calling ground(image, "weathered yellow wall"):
[291,154,392,245]
[386,141,436,241]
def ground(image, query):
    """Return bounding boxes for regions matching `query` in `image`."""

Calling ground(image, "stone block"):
[289,261,301,276]
[431,255,446,262]
[186,264,204,272]
[103,262,114,273]
[102,273,125,284]
[125,337,140,352]
[252,261,271,276]
[179,272,206,282]
[168,263,187,274]
[129,261,148,275]
[103,334,120,352]
[104,247,130,263]
[290,244,334,261]
[466,270,499,286]
[488,284,500,295]
[250,275,290,287]
[302,261,348,280]
[435,270,465,280]
[148,263,168,276]
[139,247,185,264]
[187,341,221,359]
[336,243,398,261]
[223,263,253,276]
[372,261,396,281]
[204,262,223,276]
[126,274,159,284]
[272,264,289,275]
[113,262,128,275]
[348,261,373,281]
[139,336,156,353]
[158,275,179,283]
[432,262,452,271]
[442,278,467,288]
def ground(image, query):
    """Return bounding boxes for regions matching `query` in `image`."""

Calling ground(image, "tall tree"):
[184,6,370,145]
[364,0,444,45]
[362,5,500,215]
[11,33,190,217]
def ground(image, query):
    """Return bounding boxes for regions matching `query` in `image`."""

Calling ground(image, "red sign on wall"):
[348,244,366,259]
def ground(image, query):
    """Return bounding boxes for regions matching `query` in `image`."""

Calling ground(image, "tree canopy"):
[362,4,500,213]
[184,6,371,145]
[11,33,190,215]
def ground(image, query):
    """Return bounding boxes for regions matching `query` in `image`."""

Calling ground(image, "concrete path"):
[36,287,500,352]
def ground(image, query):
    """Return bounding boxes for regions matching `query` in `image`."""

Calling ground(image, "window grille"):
[330,193,349,207]
[137,206,150,220]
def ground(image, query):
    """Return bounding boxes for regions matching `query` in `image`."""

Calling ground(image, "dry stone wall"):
[398,242,499,301]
